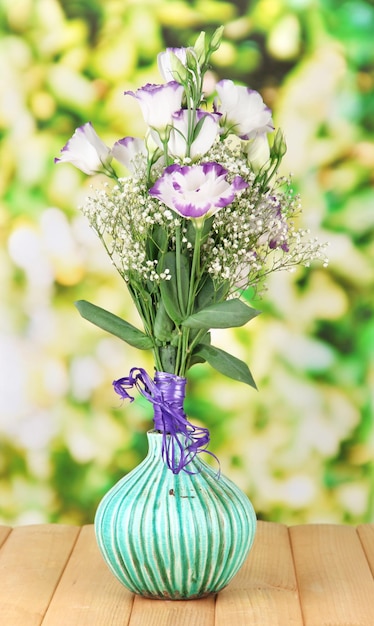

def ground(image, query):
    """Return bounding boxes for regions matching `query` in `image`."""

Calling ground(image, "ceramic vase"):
[95,429,256,599]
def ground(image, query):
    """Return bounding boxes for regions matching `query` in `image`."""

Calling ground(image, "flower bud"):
[185,48,199,74]
[247,134,270,172]
[209,25,224,52]
[272,129,287,159]
[164,50,189,83]
[193,31,206,64]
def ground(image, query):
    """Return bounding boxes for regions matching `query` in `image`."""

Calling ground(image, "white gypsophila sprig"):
[80,176,176,284]
[196,145,328,296]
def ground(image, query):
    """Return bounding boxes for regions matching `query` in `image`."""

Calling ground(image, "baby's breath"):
[81,139,328,298]
[81,173,176,284]
[55,27,329,382]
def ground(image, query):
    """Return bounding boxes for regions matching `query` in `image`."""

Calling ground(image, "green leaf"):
[75,300,153,350]
[154,301,175,342]
[195,275,229,311]
[194,344,257,388]
[189,332,211,367]
[159,345,177,373]
[183,299,260,329]
[146,225,168,261]
[159,251,190,324]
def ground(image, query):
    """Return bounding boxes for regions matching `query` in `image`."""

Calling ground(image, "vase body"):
[95,430,256,599]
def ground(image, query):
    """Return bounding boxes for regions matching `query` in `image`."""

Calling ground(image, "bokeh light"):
[1,0,373,526]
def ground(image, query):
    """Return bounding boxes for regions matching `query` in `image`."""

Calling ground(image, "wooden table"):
[0,521,373,625]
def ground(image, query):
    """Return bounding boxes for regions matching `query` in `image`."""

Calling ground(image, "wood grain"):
[290,524,374,626]
[0,524,79,626]
[0,522,373,626]
[357,524,374,577]
[41,525,134,626]
[129,595,215,626]
[215,522,304,625]
[0,525,11,547]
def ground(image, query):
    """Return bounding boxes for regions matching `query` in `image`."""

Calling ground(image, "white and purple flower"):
[158,47,189,83]
[149,162,248,224]
[257,197,290,252]
[214,79,274,140]
[111,137,147,174]
[54,122,112,175]
[124,82,184,138]
[151,109,219,160]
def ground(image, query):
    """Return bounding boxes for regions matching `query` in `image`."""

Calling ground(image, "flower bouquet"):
[55,28,328,598]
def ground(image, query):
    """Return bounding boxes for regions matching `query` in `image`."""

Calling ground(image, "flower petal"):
[215,80,274,140]
[247,133,271,171]
[55,122,111,175]
[124,82,184,134]
[111,137,146,173]
[149,162,248,222]
[157,47,188,82]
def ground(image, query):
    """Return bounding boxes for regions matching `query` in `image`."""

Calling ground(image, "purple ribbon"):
[113,367,219,475]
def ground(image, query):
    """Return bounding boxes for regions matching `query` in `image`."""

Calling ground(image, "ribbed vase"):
[95,430,256,599]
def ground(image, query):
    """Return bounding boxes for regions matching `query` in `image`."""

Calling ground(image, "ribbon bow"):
[113,367,219,475]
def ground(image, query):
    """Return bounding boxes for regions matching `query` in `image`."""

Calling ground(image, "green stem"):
[174,326,184,376]
[186,101,195,159]
[175,225,186,318]
[153,348,163,372]
[162,133,172,166]
[176,226,204,377]
[187,328,208,355]
[179,326,191,377]
[187,226,203,315]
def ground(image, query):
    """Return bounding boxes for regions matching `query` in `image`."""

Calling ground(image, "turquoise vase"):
[95,430,257,599]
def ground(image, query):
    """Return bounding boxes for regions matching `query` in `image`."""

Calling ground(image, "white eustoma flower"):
[54,122,112,175]
[214,79,274,140]
[111,137,147,174]
[149,162,248,225]
[247,133,271,171]
[158,47,188,82]
[151,110,219,160]
[124,82,184,139]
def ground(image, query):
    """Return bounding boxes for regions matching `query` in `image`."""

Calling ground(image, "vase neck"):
[153,371,187,433]
[112,366,215,473]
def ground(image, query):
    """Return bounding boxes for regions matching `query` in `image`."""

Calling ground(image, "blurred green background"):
[0,0,373,526]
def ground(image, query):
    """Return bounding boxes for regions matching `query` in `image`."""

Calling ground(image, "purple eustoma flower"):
[149,162,248,224]
[259,197,290,251]
[54,122,112,175]
[214,79,274,140]
[124,82,184,138]
[111,137,147,174]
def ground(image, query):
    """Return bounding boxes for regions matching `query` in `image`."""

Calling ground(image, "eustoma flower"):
[111,137,147,174]
[149,162,248,225]
[124,82,184,139]
[156,110,219,160]
[158,47,189,82]
[214,79,274,140]
[247,133,271,170]
[54,122,112,175]
[54,28,329,473]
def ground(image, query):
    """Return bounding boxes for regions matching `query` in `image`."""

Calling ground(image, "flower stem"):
[175,225,186,318]
[187,226,203,315]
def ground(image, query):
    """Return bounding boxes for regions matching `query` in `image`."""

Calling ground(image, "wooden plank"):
[129,595,215,626]
[0,524,79,626]
[41,525,134,626]
[215,521,304,626]
[290,524,374,626]
[357,524,374,578]
[0,525,12,547]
